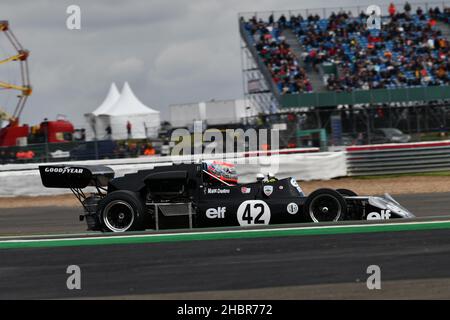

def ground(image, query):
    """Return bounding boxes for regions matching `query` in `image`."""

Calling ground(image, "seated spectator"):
[404,2,412,14]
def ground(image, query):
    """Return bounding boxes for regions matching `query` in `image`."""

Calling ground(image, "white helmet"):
[256,173,265,181]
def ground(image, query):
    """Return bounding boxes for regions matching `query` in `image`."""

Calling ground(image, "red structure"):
[0,122,29,147]
[39,120,75,143]
[0,119,74,147]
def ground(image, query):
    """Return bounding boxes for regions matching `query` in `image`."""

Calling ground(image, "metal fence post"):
[366,107,372,145]
[44,128,49,163]
[188,203,193,229]
[154,204,159,231]
[94,138,99,160]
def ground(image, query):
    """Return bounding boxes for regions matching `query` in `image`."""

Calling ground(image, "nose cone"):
[384,194,415,218]
[368,194,415,219]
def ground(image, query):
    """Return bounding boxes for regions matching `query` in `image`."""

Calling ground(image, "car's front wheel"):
[305,188,347,223]
[97,190,146,232]
[336,188,358,197]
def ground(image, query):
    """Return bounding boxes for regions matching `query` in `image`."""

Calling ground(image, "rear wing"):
[39,165,114,189]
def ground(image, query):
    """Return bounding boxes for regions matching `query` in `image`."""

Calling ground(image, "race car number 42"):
[237,200,271,226]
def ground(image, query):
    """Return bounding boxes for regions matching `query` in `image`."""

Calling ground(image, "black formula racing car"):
[39,161,415,232]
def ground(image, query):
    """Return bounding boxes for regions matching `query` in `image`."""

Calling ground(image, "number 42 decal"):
[237,200,271,226]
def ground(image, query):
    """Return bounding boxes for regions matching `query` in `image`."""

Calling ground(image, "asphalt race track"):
[1,192,450,299]
[1,228,450,299]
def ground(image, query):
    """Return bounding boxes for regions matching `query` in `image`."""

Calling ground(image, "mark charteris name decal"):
[206,188,230,194]
[44,167,84,174]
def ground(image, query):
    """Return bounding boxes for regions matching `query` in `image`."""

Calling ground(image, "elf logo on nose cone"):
[367,210,391,220]
[206,207,226,219]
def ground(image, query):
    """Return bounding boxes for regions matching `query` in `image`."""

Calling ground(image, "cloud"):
[109,57,145,78]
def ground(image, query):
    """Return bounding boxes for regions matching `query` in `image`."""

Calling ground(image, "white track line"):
[1,219,450,244]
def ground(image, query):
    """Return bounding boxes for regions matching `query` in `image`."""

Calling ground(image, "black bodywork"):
[39,163,414,232]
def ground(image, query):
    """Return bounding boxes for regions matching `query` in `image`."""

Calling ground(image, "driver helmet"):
[256,173,265,182]
[204,161,238,184]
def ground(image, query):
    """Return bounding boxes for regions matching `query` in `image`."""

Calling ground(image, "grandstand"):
[239,2,450,145]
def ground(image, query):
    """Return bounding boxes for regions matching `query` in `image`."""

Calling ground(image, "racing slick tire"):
[336,188,358,197]
[305,188,347,223]
[97,190,147,232]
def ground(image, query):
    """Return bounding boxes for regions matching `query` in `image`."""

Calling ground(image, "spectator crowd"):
[243,3,450,93]
[112,141,157,158]
[244,16,313,94]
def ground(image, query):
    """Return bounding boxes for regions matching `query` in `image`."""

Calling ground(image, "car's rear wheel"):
[98,190,146,232]
[305,188,347,223]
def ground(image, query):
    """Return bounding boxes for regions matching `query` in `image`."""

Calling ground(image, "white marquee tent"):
[85,82,120,141]
[85,82,160,140]
[97,82,160,140]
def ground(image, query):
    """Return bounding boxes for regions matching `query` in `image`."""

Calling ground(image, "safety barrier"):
[0,147,348,197]
[346,141,450,176]
[0,147,318,172]
[5,140,450,196]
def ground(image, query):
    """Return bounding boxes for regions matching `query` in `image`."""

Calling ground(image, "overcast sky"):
[0,0,429,127]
